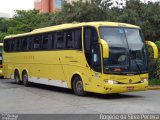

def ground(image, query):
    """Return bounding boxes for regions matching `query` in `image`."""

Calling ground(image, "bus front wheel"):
[72,76,86,96]
[22,71,29,86]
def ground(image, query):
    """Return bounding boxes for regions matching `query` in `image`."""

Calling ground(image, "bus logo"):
[129,79,132,84]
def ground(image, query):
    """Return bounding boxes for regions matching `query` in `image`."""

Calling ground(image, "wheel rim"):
[23,73,28,84]
[15,76,19,82]
[15,74,19,83]
[76,81,83,93]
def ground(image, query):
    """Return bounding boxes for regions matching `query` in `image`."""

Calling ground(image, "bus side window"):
[4,39,11,52]
[64,28,82,50]
[65,30,73,49]
[51,32,55,49]
[27,37,33,51]
[10,39,15,52]
[15,39,22,51]
[33,36,41,50]
[84,27,101,72]
[56,31,65,49]
[84,27,92,66]
[73,28,82,50]
[42,34,49,50]
[22,37,28,51]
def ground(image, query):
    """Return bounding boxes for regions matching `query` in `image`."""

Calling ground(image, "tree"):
[8,10,54,34]
[110,0,160,41]
[0,9,55,41]
[54,0,108,24]
[0,18,8,33]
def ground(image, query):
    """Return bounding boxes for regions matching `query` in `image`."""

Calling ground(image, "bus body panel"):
[3,22,152,94]
[3,50,149,94]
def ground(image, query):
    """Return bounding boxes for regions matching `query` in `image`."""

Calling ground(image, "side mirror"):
[146,41,158,59]
[99,39,109,58]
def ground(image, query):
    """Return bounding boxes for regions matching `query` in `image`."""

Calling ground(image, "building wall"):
[34,0,89,13]
[34,0,63,13]
[49,0,54,13]
[41,0,50,13]
[34,0,50,13]
[34,0,43,12]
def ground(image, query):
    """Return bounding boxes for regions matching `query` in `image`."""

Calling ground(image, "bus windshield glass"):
[100,27,148,74]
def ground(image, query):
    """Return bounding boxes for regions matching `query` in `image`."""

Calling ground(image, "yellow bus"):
[0,43,3,77]
[3,22,158,95]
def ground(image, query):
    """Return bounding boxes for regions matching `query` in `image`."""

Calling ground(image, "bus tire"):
[72,76,86,96]
[22,71,29,86]
[14,70,21,84]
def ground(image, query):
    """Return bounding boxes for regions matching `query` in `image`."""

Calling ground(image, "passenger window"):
[27,37,33,51]
[22,38,28,51]
[10,39,15,51]
[33,36,41,50]
[51,33,55,49]
[73,28,82,49]
[64,28,82,50]
[65,30,73,48]
[84,27,101,72]
[84,27,98,51]
[42,35,49,50]
[15,39,21,51]
[56,31,65,49]
[4,39,11,52]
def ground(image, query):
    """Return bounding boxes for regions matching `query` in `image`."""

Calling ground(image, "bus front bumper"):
[102,83,148,94]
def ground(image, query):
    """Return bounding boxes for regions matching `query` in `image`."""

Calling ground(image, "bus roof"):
[4,22,140,39]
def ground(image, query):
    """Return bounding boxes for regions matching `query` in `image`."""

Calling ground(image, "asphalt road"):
[0,79,160,114]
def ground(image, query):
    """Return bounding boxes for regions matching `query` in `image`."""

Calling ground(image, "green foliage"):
[117,0,160,42]
[148,40,160,79]
[0,18,8,32]
[149,78,160,85]
[54,0,107,24]
[0,18,9,41]
[152,41,160,78]
[0,32,8,41]
[0,9,54,41]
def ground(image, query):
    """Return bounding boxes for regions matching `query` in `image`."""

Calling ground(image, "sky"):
[0,0,159,17]
[0,0,34,17]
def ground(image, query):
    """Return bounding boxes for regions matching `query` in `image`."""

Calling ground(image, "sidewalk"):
[148,86,160,90]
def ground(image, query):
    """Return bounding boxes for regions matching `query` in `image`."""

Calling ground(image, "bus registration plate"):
[127,86,134,91]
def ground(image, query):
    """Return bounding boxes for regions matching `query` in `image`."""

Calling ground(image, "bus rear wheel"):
[73,76,86,96]
[22,71,29,86]
[14,70,21,84]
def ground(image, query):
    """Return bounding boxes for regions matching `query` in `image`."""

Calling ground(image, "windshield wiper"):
[134,60,142,74]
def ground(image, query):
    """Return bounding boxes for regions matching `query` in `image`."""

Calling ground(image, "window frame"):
[3,27,83,52]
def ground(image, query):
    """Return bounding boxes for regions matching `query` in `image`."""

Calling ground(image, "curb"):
[148,86,160,90]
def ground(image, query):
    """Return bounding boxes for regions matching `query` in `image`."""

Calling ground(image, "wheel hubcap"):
[76,81,83,93]
[23,74,28,83]
[15,75,19,82]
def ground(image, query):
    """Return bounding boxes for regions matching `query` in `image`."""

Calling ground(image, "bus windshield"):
[100,27,148,75]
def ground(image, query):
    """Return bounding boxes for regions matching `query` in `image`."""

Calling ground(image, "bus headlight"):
[141,78,148,83]
[104,80,118,84]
